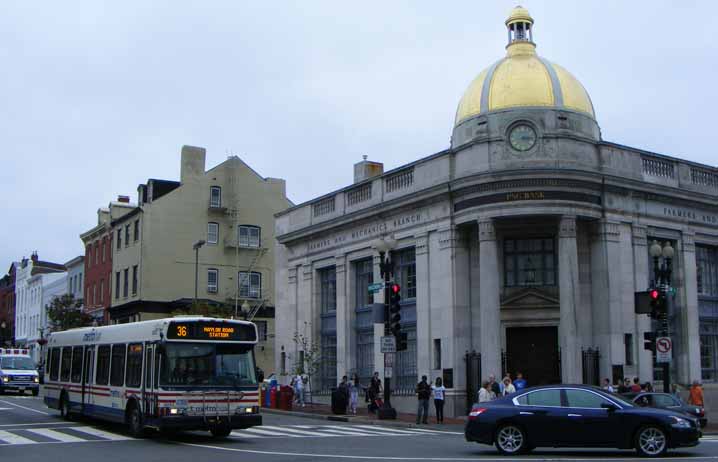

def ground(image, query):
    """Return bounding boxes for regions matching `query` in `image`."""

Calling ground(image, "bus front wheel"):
[210,426,232,438]
[127,403,147,438]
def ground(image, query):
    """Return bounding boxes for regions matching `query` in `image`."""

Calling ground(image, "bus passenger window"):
[96,345,111,385]
[49,348,61,381]
[60,347,72,382]
[110,344,126,387]
[126,344,143,388]
[71,346,83,383]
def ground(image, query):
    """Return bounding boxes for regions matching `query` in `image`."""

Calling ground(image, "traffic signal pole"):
[377,250,397,420]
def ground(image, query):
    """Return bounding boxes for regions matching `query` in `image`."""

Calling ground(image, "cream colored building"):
[109,145,291,374]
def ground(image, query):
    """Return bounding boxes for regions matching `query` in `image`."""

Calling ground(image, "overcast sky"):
[1,1,716,269]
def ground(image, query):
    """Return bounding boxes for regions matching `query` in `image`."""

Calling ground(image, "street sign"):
[381,336,396,353]
[384,352,395,367]
[384,366,393,378]
[368,282,384,293]
[656,337,672,363]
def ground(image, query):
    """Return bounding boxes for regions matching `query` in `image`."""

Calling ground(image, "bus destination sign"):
[167,321,257,342]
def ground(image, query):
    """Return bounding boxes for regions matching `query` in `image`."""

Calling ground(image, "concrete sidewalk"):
[261,402,466,432]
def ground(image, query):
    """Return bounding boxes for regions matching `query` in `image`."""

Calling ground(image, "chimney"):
[353,155,383,183]
[180,145,207,184]
[117,195,130,203]
[31,251,38,263]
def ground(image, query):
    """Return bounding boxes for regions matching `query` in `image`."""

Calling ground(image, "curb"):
[260,408,466,430]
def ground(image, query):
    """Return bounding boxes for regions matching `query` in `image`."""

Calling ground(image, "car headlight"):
[33,377,39,383]
[670,416,691,428]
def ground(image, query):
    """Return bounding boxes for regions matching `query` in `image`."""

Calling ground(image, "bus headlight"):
[1,376,8,383]
[170,408,179,415]
[33,377,39,383]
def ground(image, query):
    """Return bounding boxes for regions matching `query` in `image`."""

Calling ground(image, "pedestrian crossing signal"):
[389,284,402,337]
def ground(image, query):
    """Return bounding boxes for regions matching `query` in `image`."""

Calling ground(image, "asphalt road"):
[1,393,718,461]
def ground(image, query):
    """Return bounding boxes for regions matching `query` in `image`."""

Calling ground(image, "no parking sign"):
[656,337,672,363]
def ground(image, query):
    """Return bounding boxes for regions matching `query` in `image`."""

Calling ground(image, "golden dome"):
[455,7,595,126]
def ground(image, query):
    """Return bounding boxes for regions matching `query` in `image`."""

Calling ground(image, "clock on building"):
[509,124,537,151]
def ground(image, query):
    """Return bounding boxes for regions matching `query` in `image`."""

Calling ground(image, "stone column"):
[680,231,701,383]
[632,225,653,383]
[478,219,501,379]
[299,263,314,363]
[415,233,431,381]
[590,220,624,381]
[277,265,298,379]
[558,216,582,383]
[334,255,348,381]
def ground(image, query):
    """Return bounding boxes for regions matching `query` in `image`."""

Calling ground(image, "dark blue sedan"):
[465,385,701,457]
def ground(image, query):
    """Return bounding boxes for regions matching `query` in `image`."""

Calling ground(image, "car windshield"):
[0,356,35,370]
[160,342,257,388]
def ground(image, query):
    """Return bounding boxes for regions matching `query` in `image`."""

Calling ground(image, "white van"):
[0,348,40,396]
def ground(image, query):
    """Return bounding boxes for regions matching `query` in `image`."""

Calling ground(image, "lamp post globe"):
[662,242,675,259]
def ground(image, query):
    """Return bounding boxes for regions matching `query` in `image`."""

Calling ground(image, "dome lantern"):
[506,6,534,46]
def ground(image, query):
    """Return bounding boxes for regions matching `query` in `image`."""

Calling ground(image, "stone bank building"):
[274,7,718,416]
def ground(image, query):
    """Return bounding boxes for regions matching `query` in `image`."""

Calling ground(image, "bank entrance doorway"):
[505,326,560,386]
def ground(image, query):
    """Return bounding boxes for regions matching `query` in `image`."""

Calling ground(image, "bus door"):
[82,346,94,411]
[142,344,156,419]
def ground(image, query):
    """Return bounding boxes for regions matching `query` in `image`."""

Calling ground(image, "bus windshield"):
[0,356,35,371]
[160,343,257,388]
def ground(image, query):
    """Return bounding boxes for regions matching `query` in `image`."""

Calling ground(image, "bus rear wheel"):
[210,426,232,438]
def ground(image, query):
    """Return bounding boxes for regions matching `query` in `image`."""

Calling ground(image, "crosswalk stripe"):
[26,428,86,443]
[259,426,332,437]
[313,427,390,436]
[70,426,131,441]
[237,427,300,437]
[0,430,38,445]
[353,425,424,435]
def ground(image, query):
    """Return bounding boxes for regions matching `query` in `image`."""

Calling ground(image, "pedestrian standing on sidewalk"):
[368,372,382,414]
[478,381,493,403]
[513,372,527,390]
[416,375,431,424]
[488,374,501,399]
[502,376,516,396]
[294,373,305,407]
[432,377,446,424]
[603,378,615,393]
[630,377,642,393]
[688,380,705,407]
[349,373,363,415]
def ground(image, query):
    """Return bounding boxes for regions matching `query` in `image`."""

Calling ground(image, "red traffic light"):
[650,290,659,300]
[391,284,401,294]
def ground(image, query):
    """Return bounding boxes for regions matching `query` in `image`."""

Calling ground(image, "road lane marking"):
[0,399,50,415]
[0,430,38,445]
[26,428,86,443]
[312,427,397,436]
[0,422,73,427]
[70,426,132,441]
[259,425,337,437]
[323,425,416,436]
[238,427,301,437]
[178,441,718,461]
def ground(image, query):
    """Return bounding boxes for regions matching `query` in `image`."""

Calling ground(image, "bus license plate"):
[18,387,25,392]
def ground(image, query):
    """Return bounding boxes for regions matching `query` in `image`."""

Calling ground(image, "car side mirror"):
[601,402,618,412]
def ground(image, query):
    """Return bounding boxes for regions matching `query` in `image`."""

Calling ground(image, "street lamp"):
[240,300,250,320]
[372,235,397,420]
[193,240,206,305]
[649,240,674,393]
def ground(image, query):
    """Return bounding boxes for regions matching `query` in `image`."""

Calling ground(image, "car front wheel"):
[635,425,668,458]
[495,424,528,455]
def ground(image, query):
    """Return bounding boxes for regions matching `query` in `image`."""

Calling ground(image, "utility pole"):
[649,240,674,394]
[374,236,397,420]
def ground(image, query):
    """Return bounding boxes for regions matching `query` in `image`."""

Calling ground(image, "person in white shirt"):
[502,376,516,396]
[603,378,615,393]
[294,374,305,407]
[478,380,493,403]
[431,377,446,423]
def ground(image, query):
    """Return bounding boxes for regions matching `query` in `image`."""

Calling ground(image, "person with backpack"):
[416,375,431,424]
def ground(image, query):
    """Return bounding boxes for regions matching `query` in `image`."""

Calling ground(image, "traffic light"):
[643,331,656,352]
[389,283,402,337]
[396,332,408,352]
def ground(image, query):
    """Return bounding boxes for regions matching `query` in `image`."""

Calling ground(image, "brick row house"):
[0,263,16,346]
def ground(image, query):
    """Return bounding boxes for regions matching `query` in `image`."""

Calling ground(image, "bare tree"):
[292,322,322,404]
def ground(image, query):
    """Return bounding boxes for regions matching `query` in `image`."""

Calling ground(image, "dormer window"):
[210,186,222,208]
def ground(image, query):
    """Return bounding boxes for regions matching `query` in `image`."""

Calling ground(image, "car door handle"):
[568,414,582,417]
[520,411,534,415]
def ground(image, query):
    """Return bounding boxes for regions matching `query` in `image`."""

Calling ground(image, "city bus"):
[43,316,261,437]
